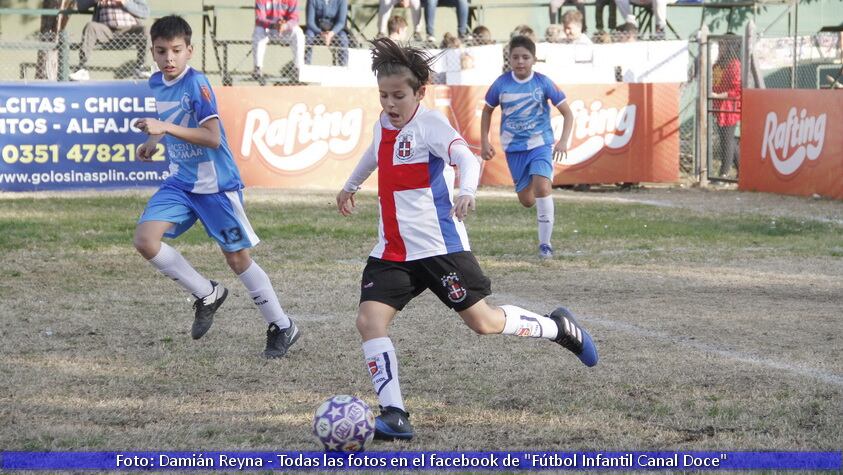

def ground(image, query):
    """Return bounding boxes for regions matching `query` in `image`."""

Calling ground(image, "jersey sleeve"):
[543,75,566,106]
[484,76,503,108]
[189,73,221,125]
[423,111,468,165]
[343,121,379,192]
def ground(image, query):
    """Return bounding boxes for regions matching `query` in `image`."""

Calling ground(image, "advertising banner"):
[0,82,169,191]
[739,89,843,200]
[1,82,679,191]
[217,83,680,190]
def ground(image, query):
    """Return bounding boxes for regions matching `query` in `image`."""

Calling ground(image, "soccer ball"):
[312,395,376,452]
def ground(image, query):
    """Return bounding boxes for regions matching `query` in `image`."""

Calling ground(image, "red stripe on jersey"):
[377,127,431,261]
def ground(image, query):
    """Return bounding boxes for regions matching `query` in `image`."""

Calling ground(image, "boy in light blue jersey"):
[134,15,299,358]
[480,35,574,260]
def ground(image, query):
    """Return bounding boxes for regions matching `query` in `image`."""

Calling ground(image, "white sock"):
[362,337,404,411]
[148,242,213,298]
[238,261,291,328]
[500,305,559,340]
[536,196,555,247]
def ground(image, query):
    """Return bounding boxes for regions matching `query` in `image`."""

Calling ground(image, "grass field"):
[1,187,841,455]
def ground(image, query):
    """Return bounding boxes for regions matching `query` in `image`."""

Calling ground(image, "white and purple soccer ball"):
[312,395,376,452]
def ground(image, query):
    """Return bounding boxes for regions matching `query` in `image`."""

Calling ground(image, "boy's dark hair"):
[371,37,434,92]
[151,15,193,45]
[508,35,536,57]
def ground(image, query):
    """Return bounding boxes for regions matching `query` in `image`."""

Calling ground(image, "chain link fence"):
[750,31,842,89]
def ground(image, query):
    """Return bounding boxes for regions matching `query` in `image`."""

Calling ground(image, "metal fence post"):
[57,30,69,81]
[696,25,709,187]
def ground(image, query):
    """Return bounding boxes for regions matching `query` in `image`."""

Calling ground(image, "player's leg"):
[135,186,220,338]
[194,190,298,356]
[507,150,537,208]
[526,145,555,259]
[458,300,598,367]
[224,247,299,358]
[358,258,420,440]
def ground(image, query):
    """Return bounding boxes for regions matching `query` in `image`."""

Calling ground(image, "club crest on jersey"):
[441,272,467,303]
[179,92,194,113]
[395,132,415,162]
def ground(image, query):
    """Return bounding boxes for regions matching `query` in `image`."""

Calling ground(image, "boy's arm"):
[136,117,222,149]
[137,133,164,161]
[449,142,480,221]
[554,100,573,160]
[479,104,495,161]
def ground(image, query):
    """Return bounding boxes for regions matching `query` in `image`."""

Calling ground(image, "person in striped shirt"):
[252,0,305,82]
[336,37,598,442]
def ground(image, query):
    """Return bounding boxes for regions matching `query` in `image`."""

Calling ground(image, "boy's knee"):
[356,312,386,337]
[519,196,536,208]
[133,233,159,259]
[225,251,252,274]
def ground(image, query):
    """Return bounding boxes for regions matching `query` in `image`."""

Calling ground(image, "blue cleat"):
[374,406,414,441]
[547,307,598,367]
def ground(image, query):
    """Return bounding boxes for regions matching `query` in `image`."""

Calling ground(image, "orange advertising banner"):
[216,83,680,189]
[739,89,843,200]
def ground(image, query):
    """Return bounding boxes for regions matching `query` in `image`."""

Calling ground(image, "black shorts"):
[360,251,492,312]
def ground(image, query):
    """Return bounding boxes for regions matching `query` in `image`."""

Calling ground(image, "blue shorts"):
[505,145,554,192]
[138,183,260,252]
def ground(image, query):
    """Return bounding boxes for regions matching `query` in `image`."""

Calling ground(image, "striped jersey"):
[484,71,566,152]
[367,105,472,262]
[148,67,243,194]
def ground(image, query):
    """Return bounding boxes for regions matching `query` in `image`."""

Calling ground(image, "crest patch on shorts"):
[441,272,467,303]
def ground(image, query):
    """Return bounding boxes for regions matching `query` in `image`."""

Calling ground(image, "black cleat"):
[547,307,598,367]
[374,406,414,441]
[191,281,228,340]
[263,320,300,358]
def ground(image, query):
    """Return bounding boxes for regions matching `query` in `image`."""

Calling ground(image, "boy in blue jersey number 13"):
[480,35,574,260]
[133,15,300,358]
[335,37,597,443]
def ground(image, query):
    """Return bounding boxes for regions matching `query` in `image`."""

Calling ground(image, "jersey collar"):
[162,66,192,87]
[510,70,534,84]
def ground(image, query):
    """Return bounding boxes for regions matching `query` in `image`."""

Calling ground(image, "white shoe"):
[69,68,90,81]
[539,243,554,260]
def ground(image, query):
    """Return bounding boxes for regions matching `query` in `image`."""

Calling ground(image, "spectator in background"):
[548,0,586,32]
[252,0,305,81]
[616,22,638,42]
[711,34,742,177]
[614,0,676,38]
[424,0,470,43]
[545,24,565,43]
[305,0,349,66]
[561,9,591,44]
[471,25,493,45]
[387,14,409,42]
[440,31,462,49]
[378,0,422,41]
[510,24,537,42]
[592,29,612,44]
[595,0,616,31]
[69,0,150,81]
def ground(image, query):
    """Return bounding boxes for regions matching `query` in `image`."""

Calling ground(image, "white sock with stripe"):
[362,337,405,411]
[148,242,214,298]
[536,196,555,247]
[238,261,291,328]
[500,305,559,340]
